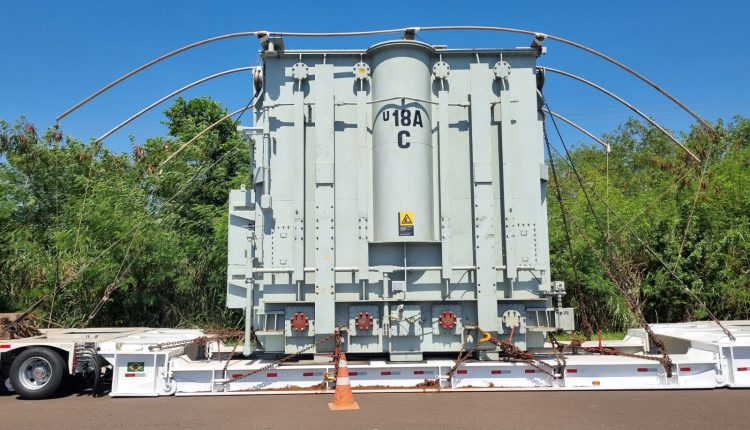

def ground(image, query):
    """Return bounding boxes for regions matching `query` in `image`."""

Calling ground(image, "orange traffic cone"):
[328,352,360,411]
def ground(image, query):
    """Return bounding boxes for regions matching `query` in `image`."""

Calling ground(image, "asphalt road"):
[2,389,749,430]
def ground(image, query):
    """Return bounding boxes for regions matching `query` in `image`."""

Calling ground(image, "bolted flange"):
[438,310,457,330]
[355,311,374,331]
[290,312,309,332]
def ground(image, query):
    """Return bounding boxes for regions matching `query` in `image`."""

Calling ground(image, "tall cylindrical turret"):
[369,40,436,242]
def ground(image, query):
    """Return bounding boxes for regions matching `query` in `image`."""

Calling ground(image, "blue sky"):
[1,0,747,153]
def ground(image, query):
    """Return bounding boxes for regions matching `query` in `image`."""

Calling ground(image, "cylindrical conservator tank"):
[369,41,436,242]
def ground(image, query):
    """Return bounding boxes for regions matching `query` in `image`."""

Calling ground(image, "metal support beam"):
[313,65,336,337]
[438,90,454,282]
[292,90,306,283]
[469,64,499,335]
[356,90,370,282]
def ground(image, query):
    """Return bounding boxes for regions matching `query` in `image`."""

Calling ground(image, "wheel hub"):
[32,366,49,381]
[19,357,52,390]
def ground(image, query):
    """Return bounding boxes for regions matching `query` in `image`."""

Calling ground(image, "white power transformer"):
[226,36,574,360]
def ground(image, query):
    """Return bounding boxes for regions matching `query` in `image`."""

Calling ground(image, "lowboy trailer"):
[2,321,750,399]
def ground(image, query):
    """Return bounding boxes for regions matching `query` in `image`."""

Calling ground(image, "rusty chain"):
[223,329,340,385]
[454,329,472,363]
[555,331,671,373]
[448,327,674,381]
[565,219,674,377]
[222,335,245,373]
[581,345,671,367]
[484,332,557,377]
[448,328,558,378]
[148,328,245,351]
[548,332,568,375]
[446,328,483,378]
[149,328,339,385]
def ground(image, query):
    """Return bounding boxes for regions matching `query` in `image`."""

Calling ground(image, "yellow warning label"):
[399,211,414,226]
[399,211,414,236]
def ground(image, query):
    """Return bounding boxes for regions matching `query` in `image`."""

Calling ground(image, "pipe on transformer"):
[542,67,701,163]
[94,66,255,144]
[159,104,253,169]
[56,32,262,122]
[541,108,611,153]
[414,26,716,136]
[56,26,715,139]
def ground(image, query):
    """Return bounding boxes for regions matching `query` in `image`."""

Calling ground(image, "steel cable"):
[543,67,701,164]
[544,132,735,342]
[543,121,594,339]
[545,101,606,240]
[94,66,255,143]
[544,129,674,375]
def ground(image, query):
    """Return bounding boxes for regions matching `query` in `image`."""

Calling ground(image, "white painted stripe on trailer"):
[174,385,714,397]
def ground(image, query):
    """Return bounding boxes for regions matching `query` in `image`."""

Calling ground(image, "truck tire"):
[9,347,66,399]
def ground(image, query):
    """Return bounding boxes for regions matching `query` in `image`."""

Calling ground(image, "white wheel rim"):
[18,357,53,391]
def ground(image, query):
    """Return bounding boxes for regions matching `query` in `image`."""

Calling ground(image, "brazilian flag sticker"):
[127,361,145,372]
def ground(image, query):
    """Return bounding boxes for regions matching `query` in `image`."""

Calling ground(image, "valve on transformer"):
[549,281,566,309]
[355,312,374,331]
[290,312,310,332]
[438,310,457,330]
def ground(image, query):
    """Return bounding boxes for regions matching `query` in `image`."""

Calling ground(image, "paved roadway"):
[2,389,749,429]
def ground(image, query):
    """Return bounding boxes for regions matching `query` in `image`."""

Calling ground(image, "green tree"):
[548,116,750,331]
[0,97,248,328]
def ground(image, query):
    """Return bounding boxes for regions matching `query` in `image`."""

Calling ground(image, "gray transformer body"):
[227,39,574,361]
